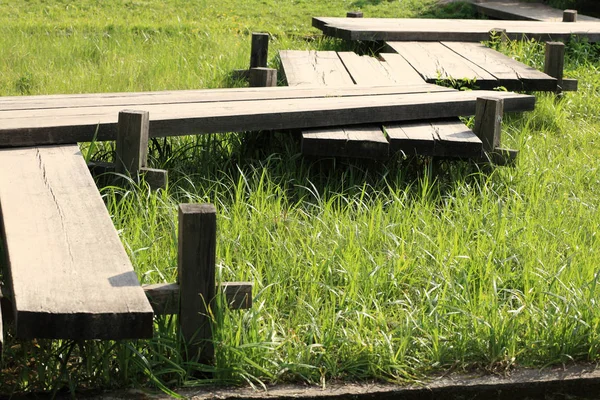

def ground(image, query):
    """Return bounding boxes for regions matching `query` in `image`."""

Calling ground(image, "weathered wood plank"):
[0,145,153,339]
[312,17,600,42]
[386,41,497,83]
[301,126,389,159]
[280,50,354,86]
[178,203,216,364]
[473,2,599,22]
[440,41,561,91]
[0,90,536,147]
[385,119,483,158]
[143,282,253,315]
[337,52,397,85]
[378,53,426,84]
[0,83,452,112]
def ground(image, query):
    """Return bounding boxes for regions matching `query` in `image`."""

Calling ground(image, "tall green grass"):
[1,0,600,396]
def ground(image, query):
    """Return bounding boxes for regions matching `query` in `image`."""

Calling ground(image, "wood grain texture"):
[378,53,426,84]
[473,2,598,22]
[0,145,153,339]
[0,88,534,147]
[474,97,504,152]
[249,68,278,87]
[386,41,497,82]
[115,110,149,178]
[178,203,216,364]
[312,17,600,42]
[280,50,354,86]
[440,41,561,91]
[337,52,397,85]
[386,119,482,158]
[544,42,565,89]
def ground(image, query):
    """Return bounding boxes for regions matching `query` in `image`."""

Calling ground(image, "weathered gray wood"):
[337,52,397,85]
[0,89,535,147]
[312,17,600,42]
[116,110,149,178]
[250,33,269,69]
[474,2,598,22]
[0,145,153,339]
[386,41,496,83]
[347,11,363,18]
[302,126,389,159]
[385,119,482,158]
[178,203,216,364]
[249,67,278,87]
[544,41,565,90]
[144,282,252,315]
[440,41,563,91]
[378,53,425,84]
[0,84,452,112]
[473,97,504,152]
[563,10,578,22]
[279,50,354,86]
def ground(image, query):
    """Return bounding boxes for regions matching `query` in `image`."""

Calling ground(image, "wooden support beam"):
[347,11,363,18]
[473,97,504,153]
[88,161,167,190]
[563,10,577,22]
[544,42,565,91]
[249,67,278,88]
[115,110,149,179]
[144,282,253,315]
[250,33,269,69]
[178,203,216,365]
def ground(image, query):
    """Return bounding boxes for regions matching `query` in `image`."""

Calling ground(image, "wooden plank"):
[0,90,535,147]
[337,52,397,85]
[0,83,452,112]
[440,41,560,91]
[385,41,497,83]
[473,2,599,22]
[378,53,426,84]
[143,282,253,315]
[312,17,600,42]
[279,50,354,86]
[280,50,390,159]
[178,203,216,364]
[302,126,389,159]
[0,145,153,339]
[386,119,482,158]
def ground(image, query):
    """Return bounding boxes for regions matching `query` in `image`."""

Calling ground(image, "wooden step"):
[312,17,600,42]
[0,145,153,339]
[0,85,534,148]
[473,1,600,22]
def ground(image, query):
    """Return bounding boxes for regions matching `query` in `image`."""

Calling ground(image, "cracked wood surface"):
[0,145,153,339]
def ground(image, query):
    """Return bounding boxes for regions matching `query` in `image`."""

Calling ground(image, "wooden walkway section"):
[0,145,153,339]
[312,17,600,42]
[280,50,483,159]
[473,1,600,22]
[0,85,535,148]
[385,41,575,91]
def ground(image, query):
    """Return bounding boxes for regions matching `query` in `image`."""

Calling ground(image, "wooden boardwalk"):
[0,145,153,339]
[474,1,600,22]
[385,41,575,91]
[281,50,481,159]
[312,17,600,42]
[0,85,535,148]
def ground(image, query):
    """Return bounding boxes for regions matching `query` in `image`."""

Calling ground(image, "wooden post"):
[489,28,507,44]
[563,9,577,22]
[473,97,504,153]
[115,110,149,179]
[178,203,216,365]
[250,33,269,69]
[347,11,363,18]
[544,42,565,91]
[249,67,278,87]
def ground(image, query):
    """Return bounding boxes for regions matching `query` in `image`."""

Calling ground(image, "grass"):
[1,0,600,396]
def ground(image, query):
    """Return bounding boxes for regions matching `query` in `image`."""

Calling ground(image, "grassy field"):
[1,0,600,396]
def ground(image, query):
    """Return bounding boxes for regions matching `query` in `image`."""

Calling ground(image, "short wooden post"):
[473,97,504,153]
[178,203,217,365]
[347,11,363,18]
[250,33,269,69]
[115,110,149,179]
[544,42,565,91]
[563,9,577,22]
[249,67,278,87]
